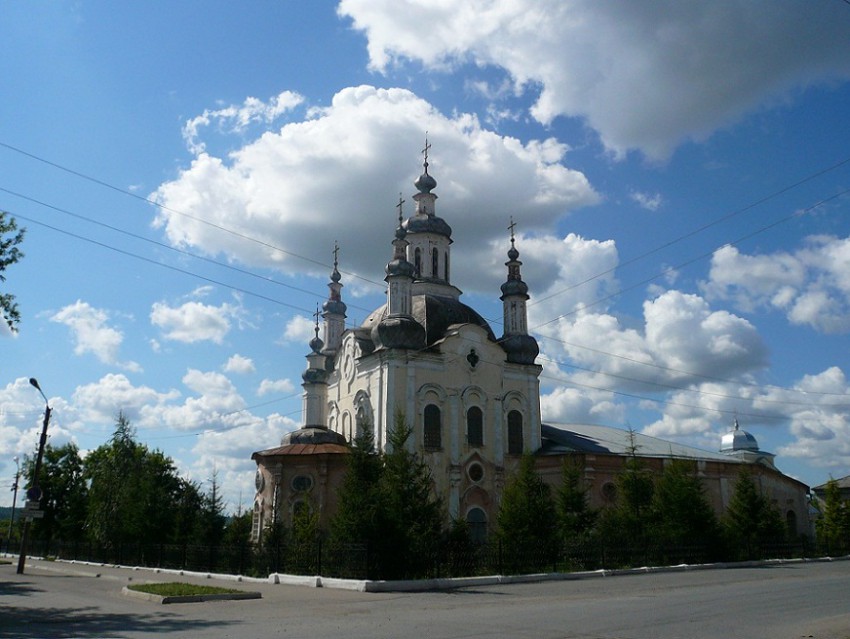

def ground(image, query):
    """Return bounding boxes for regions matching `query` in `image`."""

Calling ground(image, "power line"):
[0,185,378,317]
[533,186,850,328]
[0,140,385,290]
[13,212,316,315]
[531,155,850,307]
[4,140,850,419]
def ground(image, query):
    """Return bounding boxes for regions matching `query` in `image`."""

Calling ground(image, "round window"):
[254,470,265,491]
[467,462,484,483]
[291,475,314,492]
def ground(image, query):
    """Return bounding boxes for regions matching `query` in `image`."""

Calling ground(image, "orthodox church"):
[251,152,811,543]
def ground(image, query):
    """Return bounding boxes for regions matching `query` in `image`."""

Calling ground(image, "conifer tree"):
[650,459,720,554]
[379,411,444,578]
[598,430,654,548]
[815,478,850,553]
[555,457,596,543]
[497,453,557,570]
[328,421,384,551]
[723,468,785,558]
[196,470,227,546]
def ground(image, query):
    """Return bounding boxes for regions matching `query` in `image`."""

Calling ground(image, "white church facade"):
[251,152,811,542]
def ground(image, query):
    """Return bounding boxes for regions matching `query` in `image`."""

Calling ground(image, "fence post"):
[316,538,322,577]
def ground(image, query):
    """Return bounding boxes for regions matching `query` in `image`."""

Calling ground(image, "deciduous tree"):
[0,210,25,332]
[26,443,88,545]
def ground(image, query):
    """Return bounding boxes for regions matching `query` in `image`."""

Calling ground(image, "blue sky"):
[3,1,850,512]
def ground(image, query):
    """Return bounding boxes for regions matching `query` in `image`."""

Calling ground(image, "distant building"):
[536,422,810,538]
[251,151,811,542]
[812,475,850,502]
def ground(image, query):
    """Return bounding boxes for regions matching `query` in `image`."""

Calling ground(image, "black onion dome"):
[403,214,452,237]
[414,170,437,193]
[323,298,347,315]
[362,294,496,347]
[387,257,415,278]
[501,333,539,365]
[500,278,529,298]
[302,367,327,384]
[371,315,426,350]
[281,425,347,446]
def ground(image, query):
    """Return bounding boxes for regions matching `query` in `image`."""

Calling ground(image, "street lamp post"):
[16,378,51,575]
[7,456,20,553]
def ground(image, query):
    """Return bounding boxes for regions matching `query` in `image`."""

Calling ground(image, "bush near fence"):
[5,537,830,581]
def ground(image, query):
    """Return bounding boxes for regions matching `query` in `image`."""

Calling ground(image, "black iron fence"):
[3,537,833,581]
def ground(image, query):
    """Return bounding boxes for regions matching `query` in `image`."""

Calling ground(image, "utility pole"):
[17,378,50,575]
[7,456,20,553]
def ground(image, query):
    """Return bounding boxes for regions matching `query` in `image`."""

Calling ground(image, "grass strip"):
[127,582,244,597]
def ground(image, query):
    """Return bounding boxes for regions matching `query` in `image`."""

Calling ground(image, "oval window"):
[291,475,314,492]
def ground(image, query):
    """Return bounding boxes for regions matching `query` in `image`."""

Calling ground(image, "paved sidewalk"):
[3,555,849,639]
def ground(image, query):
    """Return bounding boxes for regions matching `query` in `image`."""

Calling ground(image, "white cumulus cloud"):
[50,301,140,371]
[150,300,241,344]
[339,0,850,159]
[223,354,255,374]
[703,236,850,333]
[152,86,599,293]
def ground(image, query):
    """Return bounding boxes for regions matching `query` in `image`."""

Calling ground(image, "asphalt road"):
[2,557,849,638]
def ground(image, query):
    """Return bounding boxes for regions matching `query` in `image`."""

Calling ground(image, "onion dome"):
[404,137,452,238]
[499,222,538,364]
[371,314,426,350]
[322,256,347,316]
[403,214,452,237]
[363,295,495,347]
[502,334,539,365]
[500,233,528,299]
[720,419,760,452]
[414,169,437,194]
[387,207,415,278]
[302,316,328,383]
[309,322,324,354]
[280,425,348,447]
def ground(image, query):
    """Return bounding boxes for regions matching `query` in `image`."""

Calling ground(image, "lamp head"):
[29,377,49,404]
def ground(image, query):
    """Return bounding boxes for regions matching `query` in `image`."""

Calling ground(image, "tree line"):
[5,412,833,580]
[4,413,251,551]
[498,439,795,567]
[270,419,805,578]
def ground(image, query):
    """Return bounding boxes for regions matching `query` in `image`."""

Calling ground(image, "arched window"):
[786,510,797,536]
[507,410,523,455]
[414,247,422,277]
[467,406,483,447]
[445,252,450,281]
[252,499,265,544]
[466,507,488,544]
[424,404,442,450]
[432,247,439,278]
[292,499,311,522]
